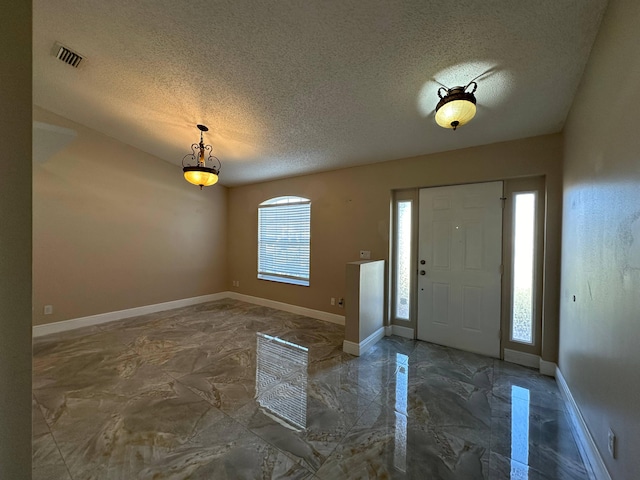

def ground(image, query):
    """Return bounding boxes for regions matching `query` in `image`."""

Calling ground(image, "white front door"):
[417,182,503,358]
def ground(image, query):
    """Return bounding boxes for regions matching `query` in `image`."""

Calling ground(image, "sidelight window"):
[510,192,537,344]
[394,200,412,320]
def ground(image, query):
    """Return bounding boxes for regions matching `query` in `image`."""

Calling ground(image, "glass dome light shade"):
[435,86,477,130]
[183,166,219,187]
[435,99,477,129]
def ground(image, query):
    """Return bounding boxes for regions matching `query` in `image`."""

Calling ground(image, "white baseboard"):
[227,292,345,326]
[342,340,359,356]
[33,291,346,338]
[343,327,385,356]
[504,350,557,377]
[361,327,385,354]
[384,325,393,336]
[503,348,540,369]
[539,359,557,377]
[556,368,611,480]
[391,324,414,339]
[32,292,229,337]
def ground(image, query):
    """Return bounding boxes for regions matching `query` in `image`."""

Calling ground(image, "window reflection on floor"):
[255,332,309,430]
[511,385,531,479]
[394,353,409,472]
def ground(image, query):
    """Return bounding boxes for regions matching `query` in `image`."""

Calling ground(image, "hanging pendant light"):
[435,81,478,130]
[182,124,221,189]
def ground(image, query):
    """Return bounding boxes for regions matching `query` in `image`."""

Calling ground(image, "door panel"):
[462,286,482,331]
[464,221,483,270]
[417,182,503,358]
[432,221,451,268]
[432,283,450,325]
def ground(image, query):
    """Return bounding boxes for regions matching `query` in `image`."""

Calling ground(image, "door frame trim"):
[500,176,545,357]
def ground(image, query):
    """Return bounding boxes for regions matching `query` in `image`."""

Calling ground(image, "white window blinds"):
[258,196,311,286]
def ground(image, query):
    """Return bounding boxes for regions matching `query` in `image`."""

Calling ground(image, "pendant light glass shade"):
[181,124,221,189]
[435,83,478,130]
[183,167,219,187]
[435,98,477,129]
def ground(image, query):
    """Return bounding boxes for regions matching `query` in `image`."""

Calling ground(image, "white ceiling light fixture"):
[182,124,221,189]
[435,81,478,130]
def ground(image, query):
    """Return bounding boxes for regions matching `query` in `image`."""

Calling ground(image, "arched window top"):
[260,196,310,206]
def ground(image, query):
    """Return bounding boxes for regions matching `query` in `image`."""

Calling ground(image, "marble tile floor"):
[32,299,589,479]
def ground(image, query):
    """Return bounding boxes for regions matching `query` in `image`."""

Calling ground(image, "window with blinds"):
[258,196,311,286]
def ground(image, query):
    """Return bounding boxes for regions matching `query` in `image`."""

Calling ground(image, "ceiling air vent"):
[54,43,83,68]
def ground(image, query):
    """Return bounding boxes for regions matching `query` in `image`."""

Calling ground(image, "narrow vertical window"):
[511,192,536,343]
[395,201,412,320]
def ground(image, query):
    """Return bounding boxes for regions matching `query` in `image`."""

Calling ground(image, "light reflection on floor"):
[510,385,531,479]
[255,332,309,430]
[394,353,409,472]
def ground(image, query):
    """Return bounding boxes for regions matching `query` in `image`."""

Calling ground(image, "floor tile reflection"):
[33,299,589,479]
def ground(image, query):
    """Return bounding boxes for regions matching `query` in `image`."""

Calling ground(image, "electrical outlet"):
[44,305,53,315]
[608,429,616,458]
[359,250,371,260]
[330,297,335,306]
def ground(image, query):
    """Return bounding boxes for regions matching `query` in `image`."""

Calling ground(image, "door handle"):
[420,270,426,275]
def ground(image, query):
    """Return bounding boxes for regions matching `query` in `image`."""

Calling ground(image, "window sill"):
[258,274,309,287]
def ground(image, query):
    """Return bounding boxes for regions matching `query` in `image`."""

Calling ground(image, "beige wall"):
[32,107,229,326]
[0,0,32,477]
[228,133,563,361]
[560,0,640,477]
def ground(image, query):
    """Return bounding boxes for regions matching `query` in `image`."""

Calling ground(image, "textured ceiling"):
[33,0,608,186]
